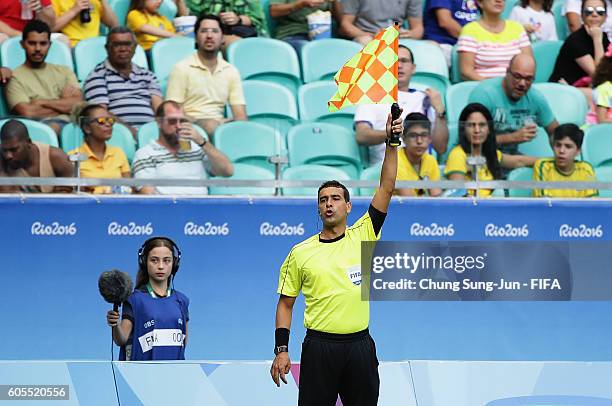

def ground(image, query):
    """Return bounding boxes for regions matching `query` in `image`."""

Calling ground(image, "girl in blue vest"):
[106,237,190,360]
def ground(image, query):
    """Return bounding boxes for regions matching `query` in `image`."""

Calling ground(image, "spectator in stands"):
[132,100,233,195]
[564,0,612,40]
[0,119,73,193]
[423,0,479,66]
[189,0,268,46]
[69,103,131,194]
[83,26,162,131]
[445,103,538,196]
[166,14,247,139]
[270,0,341,53]
[5,21,82,136]
[533,123,598,197]
[395,112,442,197]
[508,0,557,42]
[355,45,448,166]
[468,53,559,155]
[339,0,424,45]
[592,43,612,122]
[51,0,118,47]
[127,0,183,51]
[0,0,56,45]
[549,0,609,88]
[457,0,532,81]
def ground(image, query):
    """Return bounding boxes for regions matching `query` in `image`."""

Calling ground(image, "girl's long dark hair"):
[135,238,176,289]
[520,0,553,12]
[593,52,612,87]
[458,103,502,180]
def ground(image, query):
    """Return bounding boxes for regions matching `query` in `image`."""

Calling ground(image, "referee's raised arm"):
[371,109,404,214]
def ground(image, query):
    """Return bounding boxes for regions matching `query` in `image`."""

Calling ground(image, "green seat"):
[358,163,382,196]
[260,0,276,36]
[74,36,148,82]
[242,80,299,136]
[502,0,518,19]
[595,166,612,197]
[439,121,458,165]
[214,121,283,172]
[158,0,177,21]
[0,37,73,70]
[297,81,355,132]
[582,124,612,167]
[300,39,362,83]
[399,39,449,80]
[226,38,302,95]
[282,164,352,196]
[410,73,449,106]
[287,122,361,178]
[0,91,8,118]
[446,81,479,124]
[450,44,461,83]
[0,118,58,147]
[507,167,534,197]
[61,122,136,162]
[136,121,208,148]
[552,1,569,40]
[209,163,276,195]
[533,40,563,83]
[517,127,553,157]
[150,36,196,96]
[533,83,588,126]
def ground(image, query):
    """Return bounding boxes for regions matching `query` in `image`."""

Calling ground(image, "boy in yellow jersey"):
[395,112,441,197]
[270,110,404,406]
[533,123,598,198]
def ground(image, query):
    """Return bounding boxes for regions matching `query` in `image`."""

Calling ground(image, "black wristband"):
[275,327,290,348]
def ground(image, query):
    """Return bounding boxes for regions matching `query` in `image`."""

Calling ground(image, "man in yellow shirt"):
[533,123,598,198]
[52,0,118,47]
[270,109,404,405]
[395,112,441,196]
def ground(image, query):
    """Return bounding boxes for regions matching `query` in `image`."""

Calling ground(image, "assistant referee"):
[270,110,403,406]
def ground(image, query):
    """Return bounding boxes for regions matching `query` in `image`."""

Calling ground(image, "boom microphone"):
[98,270,133,312]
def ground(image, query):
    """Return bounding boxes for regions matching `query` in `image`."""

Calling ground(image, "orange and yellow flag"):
[328,25,399,112]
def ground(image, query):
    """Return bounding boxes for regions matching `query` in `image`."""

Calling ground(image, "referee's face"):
[318,187,352,226]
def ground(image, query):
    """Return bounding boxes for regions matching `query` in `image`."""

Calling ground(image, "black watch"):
[274,345,288,355]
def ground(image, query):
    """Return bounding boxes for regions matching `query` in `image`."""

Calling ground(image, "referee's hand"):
[270,353,291,387]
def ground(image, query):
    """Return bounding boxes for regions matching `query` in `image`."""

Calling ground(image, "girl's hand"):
[220,11,240,26]
[107,310,120,327]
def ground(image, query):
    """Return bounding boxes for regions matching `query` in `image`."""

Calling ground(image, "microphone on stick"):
[98,269,133,312]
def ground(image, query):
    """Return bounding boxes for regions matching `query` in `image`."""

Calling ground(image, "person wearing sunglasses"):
[549,0,609,88]
[68,103,131,194]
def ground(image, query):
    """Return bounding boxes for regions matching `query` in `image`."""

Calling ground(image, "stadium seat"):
[282,164,352,196]
[0,118,58,147]
[582,124,612,168]
[502,0,518,19]
[410,73,449,105]
[533,83,588,125]
[74,36,148,82]
[260,0,276,36]
[507,167,534,197]
[287,122,362,178]
[595,166,612,197]
[300,39,362,83]
[450,45,461,83]
[226,38,301,94]
[209,163,276,195]
[297,81,356,132]
[214,121,283,172]
[533,40,563,83]
[399,39,449,80]
[517,127,554,157]
[136,121,208,148]
[0,91,8,119]
[110,0,176,25]
[552,1,569,40]
[358,163,382,196]
[150,36,195,96]
[446,81,479,124]
[60,122,136,162]
[0,37,73,70]
[158,0,178,21]
[241,80,299,136]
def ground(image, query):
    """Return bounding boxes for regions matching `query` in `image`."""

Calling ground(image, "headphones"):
[138,236,182,276]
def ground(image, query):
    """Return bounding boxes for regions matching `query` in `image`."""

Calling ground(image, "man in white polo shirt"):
[132,100,233,195]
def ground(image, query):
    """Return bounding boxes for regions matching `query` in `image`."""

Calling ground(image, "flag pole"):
[388,21,402,147]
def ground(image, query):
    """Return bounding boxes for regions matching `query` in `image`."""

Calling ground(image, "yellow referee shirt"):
[532,158,598,198]
[277,212,380,334]
[396,149,440,196]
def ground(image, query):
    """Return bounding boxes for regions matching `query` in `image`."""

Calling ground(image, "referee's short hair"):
[318,180,350,202]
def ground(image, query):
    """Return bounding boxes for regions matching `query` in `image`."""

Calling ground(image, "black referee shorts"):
[298,328,379,406]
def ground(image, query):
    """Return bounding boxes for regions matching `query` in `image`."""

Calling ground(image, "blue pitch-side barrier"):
[1,197,612,362]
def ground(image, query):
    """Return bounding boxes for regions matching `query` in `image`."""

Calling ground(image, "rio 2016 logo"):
[259,222,305,236]
[184,222,230,236]
[559,224,603,238]
[107,222,153,236]
[484,223,529,238]
[31,221,77,236]
[410,222,455,237]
